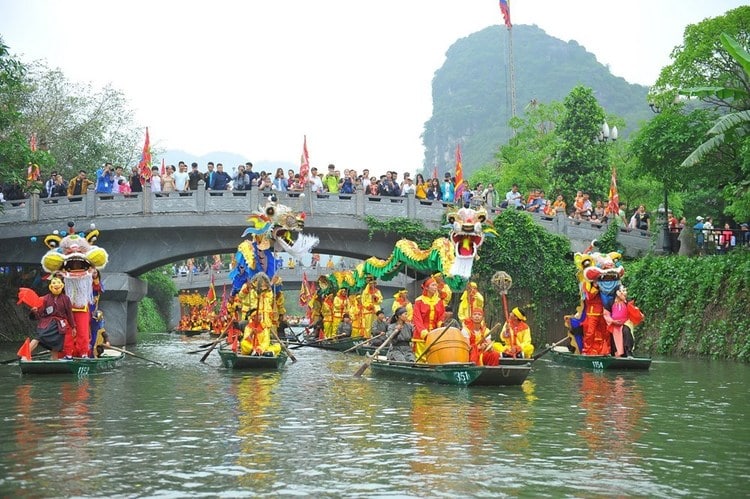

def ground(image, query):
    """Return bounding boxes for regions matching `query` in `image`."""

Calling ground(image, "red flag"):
[137,127,152,180]
[300,135,310,183]
[299,272,311,307]
[453,144,465,203]
[206,274,216,306]
[431,164,438,180]
[26,163,40,182]
[160,158,166,177]
[29,133,38,152]
[17,338,31,360]
[606,166,619,216]
[499,0,512,29]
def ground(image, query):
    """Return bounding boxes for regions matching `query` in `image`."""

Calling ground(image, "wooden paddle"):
[200,330,227,363]
[0,350,51,364]
[270,326,297,363]
[413,319,458,364]
[530,336,570,362]
[106,345,165,366]
[342,332,384,354]
[353,327,402,377]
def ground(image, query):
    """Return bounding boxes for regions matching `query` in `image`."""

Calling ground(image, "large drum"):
[423,327,470,364]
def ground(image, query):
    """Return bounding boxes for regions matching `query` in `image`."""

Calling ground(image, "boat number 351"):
[77,366,90,376]
[454,371,471,383]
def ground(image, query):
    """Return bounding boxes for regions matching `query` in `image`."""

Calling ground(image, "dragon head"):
[574,250,624,299]
[444,205,495,278]
[241,197,318,259]
[41,222,108,278]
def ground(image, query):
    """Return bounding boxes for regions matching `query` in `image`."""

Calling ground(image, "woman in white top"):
[150,167,162,193]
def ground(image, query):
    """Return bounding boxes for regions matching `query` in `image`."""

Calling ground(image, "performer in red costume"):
[412,277,446,360]
[582,280,610,355]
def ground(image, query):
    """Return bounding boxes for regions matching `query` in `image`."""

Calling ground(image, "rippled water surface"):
[0,333,748,498]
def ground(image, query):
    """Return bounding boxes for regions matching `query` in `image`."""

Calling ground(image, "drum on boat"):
[424,327,469,364]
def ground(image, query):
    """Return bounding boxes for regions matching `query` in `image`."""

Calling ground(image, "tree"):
[0,37,48,194]
[650,6,750,111]
[19,62,141,175]
[551,86,608,197]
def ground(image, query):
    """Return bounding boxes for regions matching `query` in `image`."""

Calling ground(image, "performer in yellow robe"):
[331,288,349,338]
[321,293,335,339]
[360,276,383,338]
[493,307,535,359]
[348,293,365,338]
[457,281,484,322]
[240,312,282,356]
[392,288,413,321]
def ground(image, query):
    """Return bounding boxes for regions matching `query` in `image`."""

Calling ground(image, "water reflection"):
[232,373,282,488]
[577,372,647,458]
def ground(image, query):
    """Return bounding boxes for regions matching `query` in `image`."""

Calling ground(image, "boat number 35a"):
[591,361,604,370]
[454,371,471,383]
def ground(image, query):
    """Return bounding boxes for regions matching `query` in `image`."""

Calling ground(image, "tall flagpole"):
[507,26,517,121]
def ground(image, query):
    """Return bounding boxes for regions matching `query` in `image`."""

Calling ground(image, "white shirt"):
[308,175,324,193]
[174,171,189,191]
[150,175,162,192]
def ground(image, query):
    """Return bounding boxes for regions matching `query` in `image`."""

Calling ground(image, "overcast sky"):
[0,0,745,175]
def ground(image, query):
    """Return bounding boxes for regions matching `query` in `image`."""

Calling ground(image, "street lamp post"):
[648,104,671,254]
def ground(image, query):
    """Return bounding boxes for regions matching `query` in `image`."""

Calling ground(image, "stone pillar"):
[196,180,206,213]
[30,189,40,223]
[143,183,152,214]
[99,272,148,346]
[355,187,365,216]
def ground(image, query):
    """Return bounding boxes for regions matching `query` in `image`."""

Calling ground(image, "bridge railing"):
[0,184,656,256]
[0,184,452,224]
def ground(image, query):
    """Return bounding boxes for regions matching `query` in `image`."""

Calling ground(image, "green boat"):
[472,364,532,386]
[302,336,364,352]
[549,347,651,370]
[369,359,482,386]
[218,346,288,370]
[19,352,124,376]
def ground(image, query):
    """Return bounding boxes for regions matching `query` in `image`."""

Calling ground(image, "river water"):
[0,332,747,498]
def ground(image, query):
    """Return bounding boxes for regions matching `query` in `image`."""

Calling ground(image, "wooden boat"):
[301,336,364,352]
[471,364,532,386]
[19,350,124,376]
[549,346,651,370]
[369,358,482,386]
[218,346,288,370]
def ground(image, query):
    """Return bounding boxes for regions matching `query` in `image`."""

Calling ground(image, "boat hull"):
[304,336,364,352]
[19,353,124,376]
[370,359,482,386]
[218,348,288,370]
[472,364,532,386]
[549,348,651,370]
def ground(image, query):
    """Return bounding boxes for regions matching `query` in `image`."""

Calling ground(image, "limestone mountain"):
[422,24,652,178]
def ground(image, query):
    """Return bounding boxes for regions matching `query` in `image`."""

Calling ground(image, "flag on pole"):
[499,0,512,29]
[431,164,438,180]
[606,166,620,217]
[206,273,216,306]
[26,163,40,182]
[300,135,310,183]
[299,272,311,307]
[453,144,465,203]
[160,158,166,177]
[137,127,152,180]
[29,133,38,152]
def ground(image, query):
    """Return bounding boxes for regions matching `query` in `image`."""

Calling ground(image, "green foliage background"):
[137,269,177,333]
[626,251,750,361]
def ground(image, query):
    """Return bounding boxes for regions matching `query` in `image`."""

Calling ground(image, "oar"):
[106,345,165,366]
[413,319,458,364]
[353,326,402,377]
[0,350,51,364]
[530,336,570,362]
[270,327,297,363]
[342,332,384,354]
[200,330,227,363]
